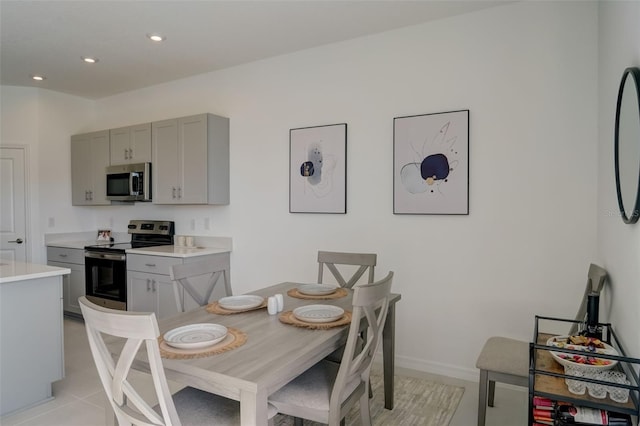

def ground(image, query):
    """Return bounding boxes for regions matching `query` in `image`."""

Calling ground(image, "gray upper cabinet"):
[71,130,110,205]
[152,113,229,205]
[109,123,152,165]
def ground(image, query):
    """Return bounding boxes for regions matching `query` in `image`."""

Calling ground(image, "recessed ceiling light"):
[81,56,99,64]
[31,75,46,81]
[146,33,166,42]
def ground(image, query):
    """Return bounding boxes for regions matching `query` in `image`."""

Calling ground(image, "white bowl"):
[218,295,264,311]
[293,304,345,323]
[546,335,619,371]
[164,323,228,350]
[297,284,338,296]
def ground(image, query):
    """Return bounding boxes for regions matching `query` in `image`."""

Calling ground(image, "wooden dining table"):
[116,282,401,426]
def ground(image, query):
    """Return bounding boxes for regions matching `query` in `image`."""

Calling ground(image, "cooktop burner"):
[84,241,168,252]
[84,220,174,253]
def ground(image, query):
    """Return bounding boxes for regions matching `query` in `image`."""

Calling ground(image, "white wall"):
[597,1,640,358]
[1,1,603,379]
[0,87,95,261]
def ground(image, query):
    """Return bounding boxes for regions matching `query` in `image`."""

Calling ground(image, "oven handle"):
[85,251,126,261]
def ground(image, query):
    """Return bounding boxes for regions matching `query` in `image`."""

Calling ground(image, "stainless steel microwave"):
[106,162,151,202]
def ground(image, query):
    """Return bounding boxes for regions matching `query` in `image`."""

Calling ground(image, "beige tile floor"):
[1,318,527,426]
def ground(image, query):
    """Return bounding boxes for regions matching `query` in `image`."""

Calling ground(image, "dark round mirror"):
[614,67,640,224]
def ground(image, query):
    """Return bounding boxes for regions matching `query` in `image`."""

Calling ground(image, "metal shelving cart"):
[529,316,640,425]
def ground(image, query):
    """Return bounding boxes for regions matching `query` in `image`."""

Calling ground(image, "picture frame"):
[289,123,347,214]
[96,229,112,241]
[393,110,469,215]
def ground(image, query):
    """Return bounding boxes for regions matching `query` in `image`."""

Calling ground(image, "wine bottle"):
[583,292,603,339]
[555,405,632,425]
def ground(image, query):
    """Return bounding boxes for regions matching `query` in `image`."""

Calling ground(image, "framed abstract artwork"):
[289,123,347,213]
[393,110,469,215]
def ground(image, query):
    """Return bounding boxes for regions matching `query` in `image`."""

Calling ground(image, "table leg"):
[240,388,268,426]
[383,302,396,409]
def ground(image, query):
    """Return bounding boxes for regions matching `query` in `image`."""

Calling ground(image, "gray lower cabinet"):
[127,252,230,320]
[0,272,64,415]
[47,247,85,316]
[128,271,178,320]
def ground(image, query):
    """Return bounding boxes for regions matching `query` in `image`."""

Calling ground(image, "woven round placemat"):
[158,327,247,359]
[206,300,267,315]
[287,287,348,300]
[278,310,352,329]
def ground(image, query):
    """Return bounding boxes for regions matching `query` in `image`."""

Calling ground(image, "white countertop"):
[46,234,232,259]
[126,245,230,258]
[0,261,70,284]
[46,240,112,250]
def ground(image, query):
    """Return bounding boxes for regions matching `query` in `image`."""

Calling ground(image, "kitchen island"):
[0,261,69,415]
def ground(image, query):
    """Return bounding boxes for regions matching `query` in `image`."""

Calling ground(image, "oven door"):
[85,251,127,310]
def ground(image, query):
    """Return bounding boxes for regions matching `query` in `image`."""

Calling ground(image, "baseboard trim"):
[393,354,480,382]
[375,353,528,393]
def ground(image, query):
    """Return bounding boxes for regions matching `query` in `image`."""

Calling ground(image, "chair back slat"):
[329,271,392,414]
[317,251,377,289]
[79,296,182,426]
[170,258,232,312]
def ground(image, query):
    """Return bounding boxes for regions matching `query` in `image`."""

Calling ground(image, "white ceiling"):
[0,1,507,100]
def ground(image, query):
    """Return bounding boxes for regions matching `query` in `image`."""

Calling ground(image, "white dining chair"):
[268,271,393,426]
[78,296,276,426]
[170,258,232,312]
[317,250,377,289]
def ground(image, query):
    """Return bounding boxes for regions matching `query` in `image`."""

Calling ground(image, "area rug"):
[273,371,465,426]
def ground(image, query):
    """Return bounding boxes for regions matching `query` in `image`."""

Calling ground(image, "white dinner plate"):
[163,323,228,350]
[297,283,338,296]
[546,335,619,370]
[218,295,264,311]
[293,304,345,323]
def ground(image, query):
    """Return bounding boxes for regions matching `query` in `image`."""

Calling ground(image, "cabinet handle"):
[59,253,68,258]
[152,280,157,292]
[146,279,151,291]
[85,191,89,200]
[172,187,176,199]
[88,191,93,201]
[128,148,133,159]
[124,148,129,160]
[178,187,182,199]
[144,263,156,267]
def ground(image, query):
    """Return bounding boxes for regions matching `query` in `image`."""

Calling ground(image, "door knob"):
[8,238,23,244]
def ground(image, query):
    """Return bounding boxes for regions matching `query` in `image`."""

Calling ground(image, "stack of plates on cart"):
[163,324,228,350]
[218,295,264,311]
[296,284,339,296]
[293,304,344,323]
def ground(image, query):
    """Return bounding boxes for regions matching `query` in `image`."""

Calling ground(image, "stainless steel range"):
[84,220,174,310]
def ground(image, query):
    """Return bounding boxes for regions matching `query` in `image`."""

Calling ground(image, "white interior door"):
[0,147,28,262]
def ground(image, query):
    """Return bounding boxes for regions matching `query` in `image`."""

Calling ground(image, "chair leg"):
[478,369,488,426]
[488,379,496,407]
[360,386,372,426]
